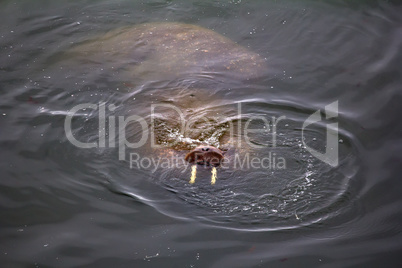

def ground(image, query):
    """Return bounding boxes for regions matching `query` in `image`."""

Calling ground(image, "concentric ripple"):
[112,99,360,231]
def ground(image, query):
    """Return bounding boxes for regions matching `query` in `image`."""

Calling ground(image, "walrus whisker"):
[189,165,197,184]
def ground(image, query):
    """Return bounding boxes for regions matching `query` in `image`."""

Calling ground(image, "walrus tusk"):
[211,167,217,185]
[189,165,217,185]
[189,165,197,184]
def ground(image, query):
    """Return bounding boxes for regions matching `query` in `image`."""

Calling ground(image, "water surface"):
[1,0,401,267]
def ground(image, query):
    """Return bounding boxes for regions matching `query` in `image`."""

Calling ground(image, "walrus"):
[67,22,267,184]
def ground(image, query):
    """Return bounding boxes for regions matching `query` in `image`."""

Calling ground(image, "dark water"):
[1,0,402,267]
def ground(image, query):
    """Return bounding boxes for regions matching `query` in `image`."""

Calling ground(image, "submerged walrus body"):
[69,22,267,181]
[69,22,267,82]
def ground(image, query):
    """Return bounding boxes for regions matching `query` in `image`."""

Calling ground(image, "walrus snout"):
[185,146,224,166]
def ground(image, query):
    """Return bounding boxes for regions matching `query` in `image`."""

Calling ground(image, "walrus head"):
[185,145,225,167]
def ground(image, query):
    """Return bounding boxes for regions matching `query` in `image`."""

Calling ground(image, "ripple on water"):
[109,100,360,232]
